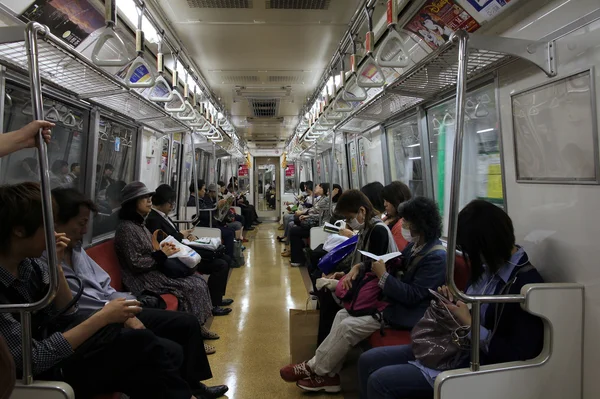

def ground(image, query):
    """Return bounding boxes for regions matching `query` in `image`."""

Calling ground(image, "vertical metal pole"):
[379,125,392,185]
[24,22,59,385]
[212,141,217,185]
[0,66,7,181]
[166,132,174,185]
[329,131,336,216]
[312,142,317,204]
[444,31,475,368]
[190,132,200,227]
[418,106,435,199]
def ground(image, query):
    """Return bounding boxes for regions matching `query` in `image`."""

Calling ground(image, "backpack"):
[335,270,389,317]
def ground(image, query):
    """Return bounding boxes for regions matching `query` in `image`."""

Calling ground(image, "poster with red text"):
[404,0,480,50]
[285,164,295,177]
[238,164,249,177]
[19,0,105,47]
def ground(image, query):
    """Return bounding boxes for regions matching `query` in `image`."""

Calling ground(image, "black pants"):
[289,225,311,264]
[239,207,254,228]
[217,226,235,257]
[315,289,343,346]
[197,257,230,306]
[234,213,249,229]
[62,328,191,399]
[307,244,328,290]
[136,308,212,385]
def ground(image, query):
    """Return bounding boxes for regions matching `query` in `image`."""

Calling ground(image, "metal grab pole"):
[445,31,525,304]
[212,142,217,185]
[328,131,336,217]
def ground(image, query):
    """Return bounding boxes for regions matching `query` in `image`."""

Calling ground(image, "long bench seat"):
[86,239,179,311]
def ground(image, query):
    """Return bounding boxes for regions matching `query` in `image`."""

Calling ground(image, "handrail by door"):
[0,22,62,386]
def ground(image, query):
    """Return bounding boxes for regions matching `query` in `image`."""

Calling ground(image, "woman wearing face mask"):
[280,190,399,392]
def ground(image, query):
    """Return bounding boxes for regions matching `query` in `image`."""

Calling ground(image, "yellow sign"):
[351,157,357,173]
[487,163,503,199]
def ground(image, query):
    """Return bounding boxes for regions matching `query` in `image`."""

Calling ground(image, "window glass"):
[387,115,424,197]
[427,83,503,235]
[1,85,87,191]
[160,136,170,184]
[333,133,348,191]
[92,116,138,239]
[237,162,249,193]
[284,162,297,194]
[347,140,359,189]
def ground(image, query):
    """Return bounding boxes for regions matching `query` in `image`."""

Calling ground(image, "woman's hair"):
[360,182,385,213]
[152,184,176,206]
[318,183,330,197]
[332,184,343,203]
[299,181,305,192]
[458,199,516,282]
[398,196,442,243]
[52,188,98,224]
[0,182,56,254]
[118,198,145,223]
[304,181,314,192]
[382,181,412,214]
[189,179,206,194]
[335,189,377,228]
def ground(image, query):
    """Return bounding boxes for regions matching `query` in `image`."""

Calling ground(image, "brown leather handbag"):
[410,298,470,370]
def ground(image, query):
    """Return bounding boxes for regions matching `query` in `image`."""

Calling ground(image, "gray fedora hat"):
[207,183,218,192]
[121,181,155,205]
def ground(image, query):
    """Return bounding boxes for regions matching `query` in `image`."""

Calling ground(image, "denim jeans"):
[358,344,433,399]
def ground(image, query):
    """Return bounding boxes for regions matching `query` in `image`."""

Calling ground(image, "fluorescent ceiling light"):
[409,156,422,160]
[405,143,420,148]
[477,128,495,134]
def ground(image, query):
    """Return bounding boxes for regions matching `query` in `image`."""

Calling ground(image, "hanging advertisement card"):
[238,164,249,177]
[286,164,296,177]
[404,0,480,50]
[19,0,105,47]
[464,0,514,21]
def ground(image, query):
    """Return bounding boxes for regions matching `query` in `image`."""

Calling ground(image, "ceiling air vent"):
[266,0,330,9]
[268,75,302,84]
[221,75,260,84]
[248,99,279,118]
[187,0,253,8]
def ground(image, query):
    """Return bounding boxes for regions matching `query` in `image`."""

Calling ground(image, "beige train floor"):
[204,222,352,399]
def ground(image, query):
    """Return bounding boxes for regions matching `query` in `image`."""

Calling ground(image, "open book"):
[359,250,402,263]
[323,222,341,234]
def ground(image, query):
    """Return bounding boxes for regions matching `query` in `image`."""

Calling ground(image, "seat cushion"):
[161,294,179,311]
[368,329,412,348]
[87,239,122,292]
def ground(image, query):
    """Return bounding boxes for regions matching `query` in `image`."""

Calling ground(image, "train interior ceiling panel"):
[0,0,598,398]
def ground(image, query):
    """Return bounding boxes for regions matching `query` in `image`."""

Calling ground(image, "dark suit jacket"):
[145,209,184,242]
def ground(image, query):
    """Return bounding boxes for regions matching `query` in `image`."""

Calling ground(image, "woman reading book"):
[279,195,447,394]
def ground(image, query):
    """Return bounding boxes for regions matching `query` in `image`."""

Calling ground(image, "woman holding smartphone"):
[358,200,545,399]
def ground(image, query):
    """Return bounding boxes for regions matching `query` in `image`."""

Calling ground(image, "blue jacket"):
[382,239,447,329]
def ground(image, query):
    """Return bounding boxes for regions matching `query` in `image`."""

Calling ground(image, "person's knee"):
[358,349,378,376]
[367,371,386,399]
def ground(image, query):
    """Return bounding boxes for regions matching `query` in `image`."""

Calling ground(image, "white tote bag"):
[160,235,202,268]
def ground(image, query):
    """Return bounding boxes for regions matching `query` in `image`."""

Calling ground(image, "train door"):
[254,157,280,220]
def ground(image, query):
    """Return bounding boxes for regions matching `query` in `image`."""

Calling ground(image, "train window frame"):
[511,68,600,185]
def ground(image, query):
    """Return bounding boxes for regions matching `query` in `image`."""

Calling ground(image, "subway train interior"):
[0,0,598,398]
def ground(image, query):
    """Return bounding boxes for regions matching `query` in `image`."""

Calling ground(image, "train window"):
[427,83,503,235]
[284,162,297,194]
[334,133,349,190]
[92,117,138,238]
[160,135,170,185]
[347,139,359,189]
[1,85,87,191]
[139,130,168,189]
[387,116,424,196]
[358,129,386,188]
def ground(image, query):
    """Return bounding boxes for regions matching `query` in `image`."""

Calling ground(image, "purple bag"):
[317,234,358,274]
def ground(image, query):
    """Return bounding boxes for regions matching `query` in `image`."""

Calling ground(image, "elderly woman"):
[280,194,447,393]
[114,181,218,354]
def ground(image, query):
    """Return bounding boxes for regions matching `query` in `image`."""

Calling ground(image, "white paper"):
[359,250,402,263]
[323,222,340,232]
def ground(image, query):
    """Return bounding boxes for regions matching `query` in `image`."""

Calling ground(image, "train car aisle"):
[205,223,344,399]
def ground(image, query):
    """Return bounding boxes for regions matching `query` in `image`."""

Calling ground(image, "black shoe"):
[192,383,229,399]
[212,306,232,316]
[252,221,259,225]
[220,298,234,306]
[254,220,262,224]
[246,226,255,231]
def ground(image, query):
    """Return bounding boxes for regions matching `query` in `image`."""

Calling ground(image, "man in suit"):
[147,184,233,316]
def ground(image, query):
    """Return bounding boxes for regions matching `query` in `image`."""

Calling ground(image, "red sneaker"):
[280,362,313,382]
[242,238,249,243]
[296,374,341,393]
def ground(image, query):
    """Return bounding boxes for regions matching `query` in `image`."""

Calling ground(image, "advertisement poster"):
[285,164,295,177]
[404,0,480,50]
[238,164,249,177]
[465,0,513,21]
[116,62,154,87]
[19,0,105,47]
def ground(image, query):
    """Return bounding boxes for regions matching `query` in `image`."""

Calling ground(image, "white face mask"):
[401,226,415,242]
[348,218,363,230]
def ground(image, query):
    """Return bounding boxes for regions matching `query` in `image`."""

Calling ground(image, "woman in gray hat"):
[114,182,216,351]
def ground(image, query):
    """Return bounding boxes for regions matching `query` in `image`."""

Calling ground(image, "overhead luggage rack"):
[0,23,190,132]
[323,31,555,136]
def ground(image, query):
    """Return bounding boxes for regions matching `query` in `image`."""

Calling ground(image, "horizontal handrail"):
[171,206,217,228]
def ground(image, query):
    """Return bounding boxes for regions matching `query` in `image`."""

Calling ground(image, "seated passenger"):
[280,195,447,393]
[278,180,314,241]
[0,182,194,399]
[114,182,216,335]
[381,180,413,251]
[206,183,245,241]
[360,181,385,216]
[188,180,236,261]
[218,181,253,232]
[358,199,544,399]
[146,184,233,317]
[47,187,228,398]
[281,181,324,255]
[229,176,260,225]
[286,183,333,266]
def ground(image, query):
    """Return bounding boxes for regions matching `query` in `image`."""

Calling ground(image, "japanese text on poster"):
[466,0,514,21]
[285,164,296,177]
[404,0,480,49]
[238,164,249,177]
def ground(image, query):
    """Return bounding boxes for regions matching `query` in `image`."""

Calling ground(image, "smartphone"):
[428,288,454,305]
